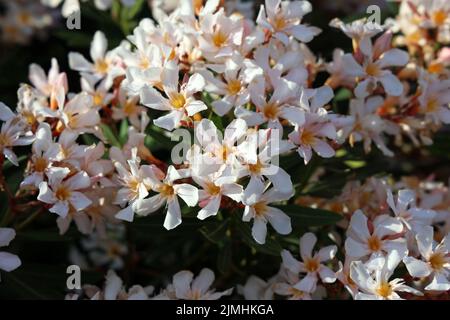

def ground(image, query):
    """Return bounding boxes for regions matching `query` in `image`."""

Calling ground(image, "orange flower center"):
[365,63,381,77]
[304,257,320,272]
[227,79,242,95]
[376,282,392,298]
[367,235,382,252]
[429,252,446,271]
[169,93,186,109]
[55,186,71,201]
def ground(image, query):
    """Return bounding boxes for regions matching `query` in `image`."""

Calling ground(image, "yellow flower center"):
[93,92,104,106]
[127,178,141,195]
[55,186,71,201]
[288,287,305,299]
[304,257,320,272]
[169,93,186,109]
[253,201,268,217]
[0,133,11,147]
[367,235,382,252]
[158,183,175,197]
[212,30,228,48]
[227,79,242,96]
[248,160,264,174]
[205,182,221,196]
[95,59,109,74]
[429,252,446,271]
[428,62,444,74]
[34,157,48,172]
[263,102,279,120]
[432,10,448,26]
[376,282,392,298]
[299,130,315,146]
[272,15,287,31]
[123,101,138,115]
[365,63,381,77]
[426,98,439,113]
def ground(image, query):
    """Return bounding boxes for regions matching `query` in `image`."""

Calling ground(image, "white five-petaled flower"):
[281,232,337,293]
[140,61,207,131]
[0,102,34,166]
[162,268,233,300]
[345,210,407,260]
[37,167,92,217]
[256,0,321,45]
[386,188,436,234]
[242,179,292,244]
[350,251,422,300]
[0,228,21,279]
[138,166,199,230]
[403,226,450,291]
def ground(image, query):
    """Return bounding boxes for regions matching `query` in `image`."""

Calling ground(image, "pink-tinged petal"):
[425,273,450,291]
[90,31,107,62]
[319,266,337,283]
[312,139,335,158]
[341,54,365,77]
[224,118,247,143]
[0,252,21,272]
[262,166,293,194]
[116,205,135,222]
[140,86,170,111]
[192,268,214,295]
[164,197,182,230]
[185,73,205,95]
[265,207,292,235]
[175,184,198,207]
[311,86,334,110]
[185,100,207,116]
[374,216,403,238]
[69,192,92,211]
[281,249,301,274]
[134,194,166,216]
[47,167,70,187]
[300,232,317,260]
[0,228,16,247]
[173,270,194,299]
[66,171,91,191]
[252,218,268,244]
[345,237,369,259]
[104,270,123,300]
[37,182,56,204]
[348,210,370,241]
[73,213,92,234]
[49,201,70,218]
[0,102,15,121]
[56,216,72,235]
[197,195,221,220]
[416,225,433,258]
[355,78,373,98]
[382,239,408,258]
[377,49,409,68]
[212,100,233,116]
[153,110,183,131]
[317,245,337,262]
[289,25,321,43]
[403,256,431,278]
[221,183,243,202]
[68,52,93,72]
[294,273,317,293]
[279,106,305,126]
[379,73,404,97]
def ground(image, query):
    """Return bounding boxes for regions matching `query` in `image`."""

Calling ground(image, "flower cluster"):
[0,0,449,300]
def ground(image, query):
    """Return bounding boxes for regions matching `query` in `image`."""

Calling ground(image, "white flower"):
[242,179,292,244]
[386,188,436,234]
[163,268,233,300]
[403,226,450,291]
[417,72,450,125]
[235,77,305,130]
[350,251,422,300]
[239,275,274,300]
[137,166,199,230]
[28,58,68,98]
[68,31,123,86]
[256,0,321,45]
[194,174,243,220]
[0,102,35,165]
[0,228,21,278]
[345,210,407,260]
[281,232,337,292]
[341,46,408,98]
[37,167,92,217]
[21,122,63,188]
[140,62,207,131]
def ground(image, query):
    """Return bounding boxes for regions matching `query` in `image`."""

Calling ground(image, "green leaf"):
[277,205,342,227]
[217,242,232,274]
[119,119,129,145]
[200,220,229,244]
[100,123,121,148]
